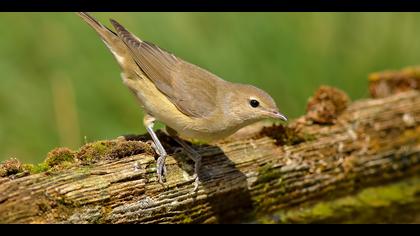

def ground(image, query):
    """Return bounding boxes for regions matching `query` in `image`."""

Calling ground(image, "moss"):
[306,86,350,124]
[310,202,334,218]
[0,158,23,177]
[22,163,49,174]
[189,139,208,146]
[76,140,152,165]
[252,164,286,210]
[2,138,152,178]
[256,163,278,184]
[77,141,108,164]
[255,124,315,146]
[45,147,75,168]
[368,66,420,98]
[181,214,193,224]
[258,217,275,224]
[259,176,420,223]
[20,160,74,176]
[0,149,74,177]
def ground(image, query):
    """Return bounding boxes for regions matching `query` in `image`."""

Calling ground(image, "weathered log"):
[369,66,420,98]
[0,87,419,223]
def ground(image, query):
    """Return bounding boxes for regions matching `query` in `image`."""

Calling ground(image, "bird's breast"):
[122,74,251,142]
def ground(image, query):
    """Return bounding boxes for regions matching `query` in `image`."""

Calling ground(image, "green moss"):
[45,147,75,168]
[77,141,108,163]
[2,148,76,176]
[258,216,276,224]
[189,139,208,146]
[23,163,49,174]
[256,163,279,184]
[172,213,194,224]
[76,140,151,165]
[252,164,287,212]
[92,142,108,153]
[20,160,75,175]
[2,139,150,178]
[258,176,420,223]
[311,202,334,218]
[181,214,193,224]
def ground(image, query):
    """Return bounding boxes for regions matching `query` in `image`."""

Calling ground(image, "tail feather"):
[77,12,134,70]
[77,12,118,45]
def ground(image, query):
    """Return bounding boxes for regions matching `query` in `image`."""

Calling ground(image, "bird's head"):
[226,84,287,125]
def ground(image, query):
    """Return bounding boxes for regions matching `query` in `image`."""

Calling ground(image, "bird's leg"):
[143,114,167,183]
[171,136,202,192]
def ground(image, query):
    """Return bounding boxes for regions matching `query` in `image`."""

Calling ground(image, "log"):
[0,87,419,223]
[368,66,420,98]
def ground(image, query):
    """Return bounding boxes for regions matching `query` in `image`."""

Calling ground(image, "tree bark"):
[0,89,419,224]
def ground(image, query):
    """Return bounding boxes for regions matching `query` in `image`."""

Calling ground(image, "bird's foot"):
[190,154,202,192]
[191,173,200,192]
[144,114,168,184]
[156,154,167,183]
[146,140,168,183]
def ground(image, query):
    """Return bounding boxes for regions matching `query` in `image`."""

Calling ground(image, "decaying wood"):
[0,87,419,223]
[369,66,420,98]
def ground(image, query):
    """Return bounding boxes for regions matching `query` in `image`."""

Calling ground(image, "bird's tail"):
[77,12,134,70]
[76,12,118,46]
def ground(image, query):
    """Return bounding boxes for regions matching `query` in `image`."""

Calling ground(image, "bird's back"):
[78,13,244,141]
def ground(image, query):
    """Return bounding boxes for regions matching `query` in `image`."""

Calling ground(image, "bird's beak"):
[268,110,288,122]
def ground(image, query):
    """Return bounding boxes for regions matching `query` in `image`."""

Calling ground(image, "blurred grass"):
[1,12,420,163]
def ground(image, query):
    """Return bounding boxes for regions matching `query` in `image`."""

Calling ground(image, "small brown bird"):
[77,12,287,190]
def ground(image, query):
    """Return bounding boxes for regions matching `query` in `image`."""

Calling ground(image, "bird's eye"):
[250,99,260,108]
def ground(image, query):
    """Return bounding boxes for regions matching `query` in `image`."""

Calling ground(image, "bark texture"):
[0,88,419,224]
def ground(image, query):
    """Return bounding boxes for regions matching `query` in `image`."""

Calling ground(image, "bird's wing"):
[110,19,219,118]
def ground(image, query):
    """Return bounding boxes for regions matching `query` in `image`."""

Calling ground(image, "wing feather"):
[110,19,220,118]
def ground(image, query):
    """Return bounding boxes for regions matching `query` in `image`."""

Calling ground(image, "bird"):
[77,12,287,191]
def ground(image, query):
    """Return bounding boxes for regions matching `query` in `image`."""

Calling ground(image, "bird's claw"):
[146,140,167,183]
[156,156,167,183]
[157,155,167,183]
[191,173,200,192]
[190,156,202,192]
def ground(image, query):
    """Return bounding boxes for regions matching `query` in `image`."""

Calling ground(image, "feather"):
[110,19,222,118]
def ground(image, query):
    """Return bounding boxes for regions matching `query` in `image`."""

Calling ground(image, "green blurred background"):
[1,12,420,164]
